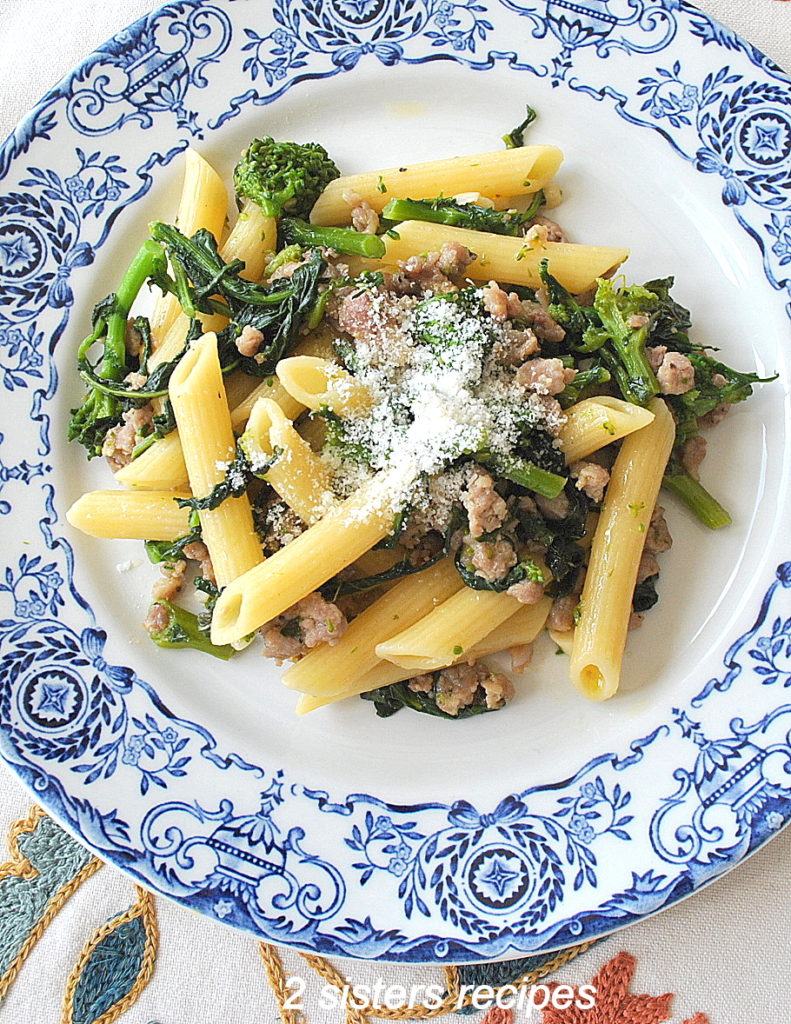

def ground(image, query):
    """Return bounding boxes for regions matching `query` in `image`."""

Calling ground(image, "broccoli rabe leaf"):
[632,574,659,613]
[503,104,538,149]
[361,679,498,719]
[146,601,235,660]
[381,195,544,237]
[455,546,545,593]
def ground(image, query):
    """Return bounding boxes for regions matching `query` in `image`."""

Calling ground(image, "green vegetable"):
[279,218,385,258]
[662,459,732,529]
[68,240,167,456]
[455,546,545,593]
[233,137,340,220]
[633,574,659,613]
[320,548,445,601]
[503,105,538,149]
[476,451,567,499]
[585,278,660,406]
[381,195,544,237]
[361,679,498,719]
[145,531,201,564]
[146,601,235,659]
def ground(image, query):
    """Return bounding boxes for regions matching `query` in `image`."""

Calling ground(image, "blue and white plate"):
[0,0,789,963]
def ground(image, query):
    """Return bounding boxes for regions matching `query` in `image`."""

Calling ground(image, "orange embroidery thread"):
[480,1009,514,1024]
[540,951,710,1024]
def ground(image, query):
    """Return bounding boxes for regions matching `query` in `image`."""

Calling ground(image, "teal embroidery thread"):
[62,886,158,1024]
[0,807,102,1000]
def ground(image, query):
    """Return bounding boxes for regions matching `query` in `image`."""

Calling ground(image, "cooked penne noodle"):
[375,587,532,671]
[65,489,192,540]
[150,148,228,346]
[549,627,575,656]
[220,198,275,282]
[282,559,463,697]
[296,597,551,713]
[242,398,335,524]
[169,332,262,588]
[114,431,189,492]
[569,398,675,701]
[310,145,563,224]
[277,356,373,416]
[210,469,406,646]
[375,221,629,293]
[559,397,655,463]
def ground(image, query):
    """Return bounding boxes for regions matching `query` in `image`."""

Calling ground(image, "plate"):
[0,0,789,963]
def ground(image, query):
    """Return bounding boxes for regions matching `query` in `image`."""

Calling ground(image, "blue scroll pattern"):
[0,0,788,961]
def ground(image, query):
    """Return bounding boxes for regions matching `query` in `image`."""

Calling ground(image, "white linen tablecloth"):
[0,2,789,1022]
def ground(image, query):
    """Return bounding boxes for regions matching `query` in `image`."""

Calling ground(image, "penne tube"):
[375,587,529,672]
[549,627,575,656]
[66,489,192,540]
[220,198,275,282]
[150,148,228,345]
[569,398,675,701]
[210,469,407,646]
[282,559,463,697]
[276,356,373,416]
[241,398,335,524]
[559,396,655,464]
[375,221,629,294]
[296,597,551,713]
[310,146,563,225]
[169,332,263,588]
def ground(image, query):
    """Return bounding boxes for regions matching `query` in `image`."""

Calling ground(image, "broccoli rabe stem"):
[477,451,567,499]
[146,601,236,659]
[381,196,543,237]
[599,342,659,407]
[662,461,732,530]
[279,218,385,258]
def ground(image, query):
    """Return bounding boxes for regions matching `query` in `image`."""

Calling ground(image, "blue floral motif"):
[0,0,788,963]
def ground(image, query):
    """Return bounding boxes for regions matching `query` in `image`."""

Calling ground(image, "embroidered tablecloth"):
[0,1,789,1022]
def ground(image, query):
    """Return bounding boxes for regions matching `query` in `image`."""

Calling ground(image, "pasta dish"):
[64,117,770,720]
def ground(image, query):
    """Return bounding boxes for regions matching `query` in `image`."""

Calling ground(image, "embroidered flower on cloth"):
[540,952,710,1024]
[480,1009,513,1024]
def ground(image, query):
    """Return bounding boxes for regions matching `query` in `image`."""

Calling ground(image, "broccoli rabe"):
[503,104,538,149]
[381,194,544,237]
[233,137,340,220]
[68,240,167,456]
[278,217,385,258]
[146,601,236,659]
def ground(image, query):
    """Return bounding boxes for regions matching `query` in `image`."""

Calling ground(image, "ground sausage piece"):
[647,345,667,372]
[516,357,576,396]
[468,538,517,583]
[236,325,264,358]
[151,560,186,602]
[681,434,707,481]
[644,505,672,555]
[628,313,649,329]
[481,281,524,321]
[519,301,566,344]
[433,663,515,716]
[506,579,545,604]
[124,370,148,390]
[183,541,216,584]
[407,673,434,694]
[294,592,348,648]
[509,643,534,673]
[493,327,539,365]
[462,469,508,538]
[143,602,170,634]
[636,551,660,585]
[526,215,568,243]
[102,403,155,472]
[481,671,515,709]
[570,461,610,502]
[656,351,696,395]
[400,242,476,293]
[699,402,730,429]
[261,625,305,663]
[628,612,644,631]
[125,319,144,358]
[342,189,380,234]
[548,594,577,632]
[536,491,571,521]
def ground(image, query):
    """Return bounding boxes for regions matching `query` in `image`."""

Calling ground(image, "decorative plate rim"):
[0,0,790,963]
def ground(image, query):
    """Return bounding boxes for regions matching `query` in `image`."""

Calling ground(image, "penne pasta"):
[310,145,563,224]
[65,489,192,540]
[276,356,373,416]
[375,221,629,293]
[169,332,263,588]
[559,397,655,463]
[210,469,406,646]
[220,198,276,282]
[150,148,228,346]
[296,597,551,713]
[282,559,463,697]
[241,398,335,524]
[569,398,675,701]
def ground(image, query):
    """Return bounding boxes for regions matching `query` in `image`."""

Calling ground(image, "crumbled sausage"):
[548,594,577,632]
[236,325,264,358]
[151,560,186,602]
[536,491,571,521]
[103,403,155,472]
[518,301,566,343]
[462,468,508,538]
[698,402,730,429]
[480,281,524,321]
[628,313,649,329]
[681,434,707,481]
[656,351,696,395]
[261,592,348,663]
[183,541,216,584]
[124,371,148,390]
[342,189,380,234]
[407,673,434,694]
[570,461,610,502]
[509,643,534,673]
[493,327,539,365]
[525,215,568,243]
[468,537,517,583]
[644,505,672,555]
[506,579,545,604]
[143,602,170,634]
[125,319,144,358]
[628,612,644,631]
[647,345,667,372]
[400,242,476,294]
[433,663,514,716]
[636,551,660,585]
[481,670,515,709]
[516,357,577,396]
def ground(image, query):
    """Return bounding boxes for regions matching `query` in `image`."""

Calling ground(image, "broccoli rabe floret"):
[233,137,340,220]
